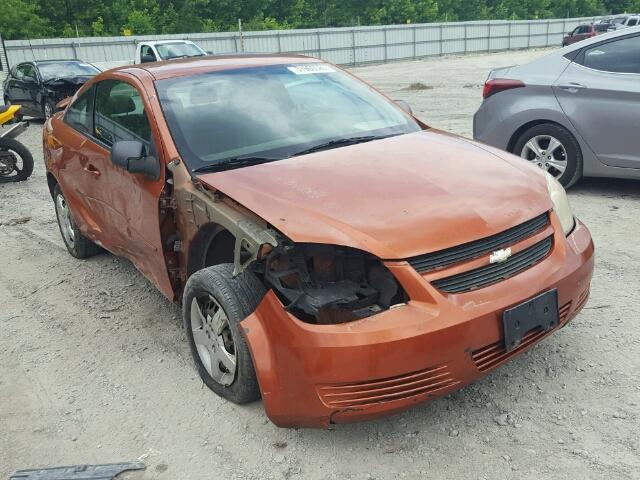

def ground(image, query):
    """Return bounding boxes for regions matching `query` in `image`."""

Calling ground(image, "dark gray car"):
[474,27,640,187]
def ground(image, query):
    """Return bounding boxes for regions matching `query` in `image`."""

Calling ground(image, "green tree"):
[0,0,626,39]
[0,0,51,39]
[91,16,105,35]
[125,9,156,34]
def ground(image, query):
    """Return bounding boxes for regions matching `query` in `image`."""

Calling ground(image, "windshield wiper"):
[290,134,398,157]
[193,156,281,174]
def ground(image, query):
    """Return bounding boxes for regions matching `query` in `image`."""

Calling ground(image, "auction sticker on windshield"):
[288,64,335,75]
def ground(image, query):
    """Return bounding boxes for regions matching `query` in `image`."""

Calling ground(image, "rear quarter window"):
[578,35,640,74]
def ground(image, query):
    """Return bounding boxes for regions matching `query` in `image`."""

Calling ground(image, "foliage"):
[1,0,637,39]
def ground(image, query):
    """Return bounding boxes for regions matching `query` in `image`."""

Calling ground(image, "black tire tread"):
[182,264,266,404]
[53,184,102,258]
[0,137,33,182]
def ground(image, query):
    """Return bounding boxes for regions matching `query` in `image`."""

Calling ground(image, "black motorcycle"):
[0,104,33,183]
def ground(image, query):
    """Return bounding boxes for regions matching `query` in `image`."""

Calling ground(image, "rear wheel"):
[53,184,102,258]
[513,123,582,188]
[0,137,33,182]
[183,264,266,404]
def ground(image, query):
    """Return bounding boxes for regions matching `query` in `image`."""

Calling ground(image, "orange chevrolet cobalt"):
[43,55,594,428]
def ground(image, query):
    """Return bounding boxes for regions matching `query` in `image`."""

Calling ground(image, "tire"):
[183,264,266,404]
[43,98,56,120]
[513,123,582,188]
[3,96,10,106]
[0,137,33,182]
[53,184,102,258]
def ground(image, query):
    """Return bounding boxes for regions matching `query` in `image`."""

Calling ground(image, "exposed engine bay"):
[259,243,407,324]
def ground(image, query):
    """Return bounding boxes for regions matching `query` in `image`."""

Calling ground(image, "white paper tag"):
[287,64,336,75]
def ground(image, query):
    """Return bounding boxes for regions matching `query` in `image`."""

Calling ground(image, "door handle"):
[558,83,588,93]
[83,164,101,177]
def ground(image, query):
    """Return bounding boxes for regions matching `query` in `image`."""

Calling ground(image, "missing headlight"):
[258,243,407,324]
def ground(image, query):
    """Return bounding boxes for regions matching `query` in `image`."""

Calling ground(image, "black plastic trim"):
[407,213,549,273]
[433,236,553,294]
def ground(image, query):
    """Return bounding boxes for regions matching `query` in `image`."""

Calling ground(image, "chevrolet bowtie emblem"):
[490,248,512,264]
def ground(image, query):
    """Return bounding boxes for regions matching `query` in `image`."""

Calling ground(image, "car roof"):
[113,54,322,80]
[33,59,82,64]
[141,40,198,45]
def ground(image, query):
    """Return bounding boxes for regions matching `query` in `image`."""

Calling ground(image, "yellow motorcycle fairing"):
[0,105,22,126]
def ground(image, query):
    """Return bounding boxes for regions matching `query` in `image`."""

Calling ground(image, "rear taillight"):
[482,79,526,99]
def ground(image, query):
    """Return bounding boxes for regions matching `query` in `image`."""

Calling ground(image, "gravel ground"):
[1,48,639,480]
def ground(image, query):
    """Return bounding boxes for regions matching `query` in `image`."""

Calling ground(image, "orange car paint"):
[43,55,594,428]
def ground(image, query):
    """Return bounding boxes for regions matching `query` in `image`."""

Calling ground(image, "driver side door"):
[8,64,37,113]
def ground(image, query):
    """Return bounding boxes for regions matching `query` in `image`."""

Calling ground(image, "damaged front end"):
[256,242,407,325]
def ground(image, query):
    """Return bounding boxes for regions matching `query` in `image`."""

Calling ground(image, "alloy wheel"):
[190,294,237,386]
[55,194,75,247]
[520,135,567,179]
[44,101,54,119]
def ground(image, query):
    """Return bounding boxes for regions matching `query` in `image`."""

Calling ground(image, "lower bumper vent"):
[471,300,571,372]
[317,365,459,408]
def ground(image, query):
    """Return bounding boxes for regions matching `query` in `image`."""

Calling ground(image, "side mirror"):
[111,140,160,180]
[394,99,413,115]
[141,54,156,63]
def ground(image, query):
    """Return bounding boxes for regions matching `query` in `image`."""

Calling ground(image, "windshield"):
[38,61,99,81]
[614,17,628,24]
[156,42,205,60]
[156,64,422,172]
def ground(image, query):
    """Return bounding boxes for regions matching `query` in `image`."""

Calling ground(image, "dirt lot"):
[1,48,639,480]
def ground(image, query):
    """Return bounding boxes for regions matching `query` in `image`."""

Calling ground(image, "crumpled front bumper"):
[240,219,594,428]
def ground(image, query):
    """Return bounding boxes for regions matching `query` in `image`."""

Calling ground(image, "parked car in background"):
[562,23,610,46]
[474,27,640,188]
[134,40,208,63]
[43,55,593,428]
[611,14,640,29]
[2,60,100,119]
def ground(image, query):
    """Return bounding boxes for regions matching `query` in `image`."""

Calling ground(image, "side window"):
[580,35,640,74]
[15,65,28,79]
[64,87,94,134]
[628,18,638,27]
[141,45,157,61]
[18,64,36,80]
[94,80,152,147]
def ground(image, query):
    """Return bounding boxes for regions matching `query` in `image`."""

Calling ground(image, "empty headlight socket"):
[256,242,408,324]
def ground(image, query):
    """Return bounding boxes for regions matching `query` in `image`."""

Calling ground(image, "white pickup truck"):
[134,40,209,64]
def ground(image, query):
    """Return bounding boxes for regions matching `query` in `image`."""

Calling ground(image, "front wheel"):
[43,98,56,120]
[183,264,266,404]
[0,137,33,182]
[513,123,582,188]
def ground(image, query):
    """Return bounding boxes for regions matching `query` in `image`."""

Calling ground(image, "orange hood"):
[196,130,552,259]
